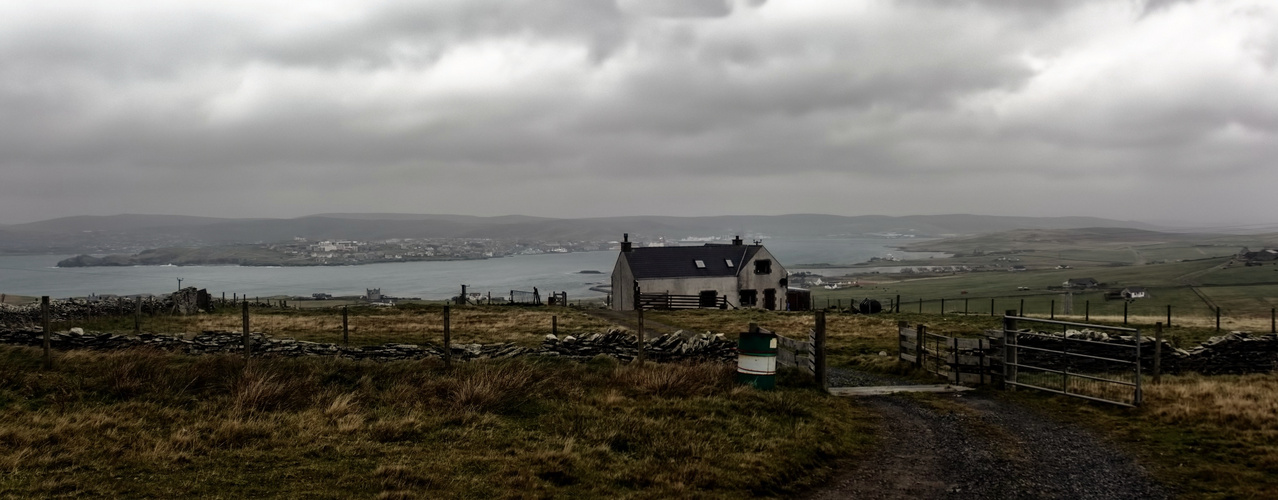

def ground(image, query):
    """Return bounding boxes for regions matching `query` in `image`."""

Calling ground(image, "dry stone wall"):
[0,328,737,364]
[1000,329,1278,376]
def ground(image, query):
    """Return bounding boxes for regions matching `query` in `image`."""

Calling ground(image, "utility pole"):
[176,277,183,290]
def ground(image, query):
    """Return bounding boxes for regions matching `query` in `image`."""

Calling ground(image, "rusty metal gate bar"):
[1002,315,1141,407]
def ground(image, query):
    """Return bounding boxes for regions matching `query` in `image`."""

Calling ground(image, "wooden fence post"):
[990,298,995,316]
[443,305,452,369]
[918,298,923,314]
[1050,299,1055,319]
[1154,322,1163,384]
[241,301,251,357]
[1272,307,1276,334]
[634,282,644,365]
[1167,305,1172,328]
[41,296,51,370]
[895,295,900,313]
[1085,300,1090,321]
[1124,301,1129,325]
[342,306,349,345]
[1019,299,1024,317]
[940,298,945,316]
[915,323,925,369]
[964,298,969,315]
[134,297,142,333]
[552,315,558,336]
[813,310,827,389]
[1216,306,1221,331]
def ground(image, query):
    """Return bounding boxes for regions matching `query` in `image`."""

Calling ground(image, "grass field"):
[0,345,874,498]
[3,304,1278,498]
[49,304,616,347]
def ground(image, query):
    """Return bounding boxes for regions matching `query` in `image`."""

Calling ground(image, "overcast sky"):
[2,0,1275,227]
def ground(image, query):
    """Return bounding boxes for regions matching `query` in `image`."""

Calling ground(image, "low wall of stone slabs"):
[0,328,737,364]
[1004,330,1278,376]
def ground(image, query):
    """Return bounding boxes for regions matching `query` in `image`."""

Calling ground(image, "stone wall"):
[999,329,1278,376]
[0,328,737,364]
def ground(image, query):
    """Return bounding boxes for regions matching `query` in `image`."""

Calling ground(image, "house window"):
[754,259,772,274]
[725,259,734,268]
[739,289,758,306]
[694,260,706,269]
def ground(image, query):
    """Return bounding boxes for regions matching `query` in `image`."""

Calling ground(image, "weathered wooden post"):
[487,291,492,305]
[964,298,969,315]
[1154,322,1163,385]
[813,310,827,389]
[1167,305,1172,328]
[1272,307,1276,334]
[1216,306,1221,331]
[634,281,645,365]
[241,301,251,357]
[914,323,924,369]
[1124,301,1129,325]
[940,298,945,316]
[552,315,558,336]
[837,299,841,311]
[1085,300,1090,321]
[342,306,349,345]
[895,295,900,313]
[134,297,142,333]
[41,296,51,369]
[1019,299,1024,317]
[1050,299,1055,319]
[990,298,995,316]
[443,305,452,369]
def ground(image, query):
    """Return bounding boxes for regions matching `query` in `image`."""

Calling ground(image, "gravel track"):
[809,381,1170,499]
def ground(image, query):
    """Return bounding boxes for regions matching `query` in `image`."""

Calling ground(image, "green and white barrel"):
[737,330,778,390]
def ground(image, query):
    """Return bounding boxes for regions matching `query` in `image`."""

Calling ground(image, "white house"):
[1121,287,1147,300]
[610,234,788,311]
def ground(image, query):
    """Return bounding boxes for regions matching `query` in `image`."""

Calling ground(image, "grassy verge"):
[1000,374,1278,499]
[0,346,874,498]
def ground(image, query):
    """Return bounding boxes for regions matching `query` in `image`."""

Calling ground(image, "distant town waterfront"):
[0,238,941,300]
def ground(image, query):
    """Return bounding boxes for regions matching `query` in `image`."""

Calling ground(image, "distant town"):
[56,237,616,267]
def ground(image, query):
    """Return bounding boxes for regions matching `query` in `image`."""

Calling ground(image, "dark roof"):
[623,245,762,279]
[1067,278,1099,285]
[1123,286,1147,293]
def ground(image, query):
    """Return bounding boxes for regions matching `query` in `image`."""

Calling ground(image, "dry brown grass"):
[0,345,873,498]
[63,304,616,347]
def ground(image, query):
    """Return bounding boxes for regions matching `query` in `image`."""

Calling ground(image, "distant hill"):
[898,227,1238,254]
[0,213,1168,254]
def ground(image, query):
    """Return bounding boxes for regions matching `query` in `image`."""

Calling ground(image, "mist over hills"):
[0,213,1167,255]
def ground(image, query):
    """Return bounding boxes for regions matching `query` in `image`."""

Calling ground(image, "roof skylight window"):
[694,260,706,269]
[725,259,735,268]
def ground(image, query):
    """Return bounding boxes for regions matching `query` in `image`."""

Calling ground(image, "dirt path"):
[808,391,1169,499]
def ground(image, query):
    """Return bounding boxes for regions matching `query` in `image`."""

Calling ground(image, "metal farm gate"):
[1002,315,1143,407]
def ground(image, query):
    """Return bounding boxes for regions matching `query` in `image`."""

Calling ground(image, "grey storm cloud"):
[0,0,1276,226]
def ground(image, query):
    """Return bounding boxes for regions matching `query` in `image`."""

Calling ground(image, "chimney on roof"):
[732,235,743,246]
[621,233,632,252]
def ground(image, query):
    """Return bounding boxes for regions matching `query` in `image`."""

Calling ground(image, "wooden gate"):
[898,322,998,386]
